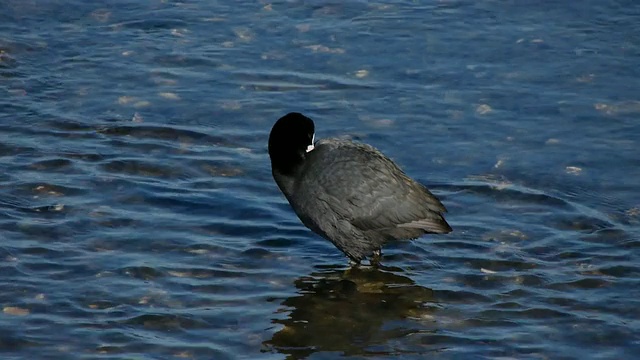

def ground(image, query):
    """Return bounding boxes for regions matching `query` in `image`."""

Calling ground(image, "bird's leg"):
[344,257,361,276]
[370,249,382,267]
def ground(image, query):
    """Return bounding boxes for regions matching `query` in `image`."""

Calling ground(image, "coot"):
[268,112,451,264]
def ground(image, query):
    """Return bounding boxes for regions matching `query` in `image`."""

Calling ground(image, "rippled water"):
[1,1,639,359]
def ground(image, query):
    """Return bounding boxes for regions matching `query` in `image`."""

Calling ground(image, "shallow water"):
[1,1,639,359]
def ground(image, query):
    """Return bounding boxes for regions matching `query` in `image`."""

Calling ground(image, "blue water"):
[1,1,639,359]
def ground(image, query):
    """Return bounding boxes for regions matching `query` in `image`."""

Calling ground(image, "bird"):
[268,112,452,265]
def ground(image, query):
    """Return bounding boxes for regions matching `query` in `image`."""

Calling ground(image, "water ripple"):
[1,1,639,359]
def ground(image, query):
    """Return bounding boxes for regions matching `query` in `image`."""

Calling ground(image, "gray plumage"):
[269,112,451,264]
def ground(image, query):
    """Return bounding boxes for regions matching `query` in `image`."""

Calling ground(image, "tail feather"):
[398,217,452,234]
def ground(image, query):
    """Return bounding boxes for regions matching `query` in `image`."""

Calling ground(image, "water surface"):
[1,1,639,359]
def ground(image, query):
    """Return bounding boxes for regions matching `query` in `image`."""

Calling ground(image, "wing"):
[298,139,451,241]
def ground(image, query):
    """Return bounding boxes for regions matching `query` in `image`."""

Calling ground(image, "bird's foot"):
[348,258,361,267]
[370,249,382,268]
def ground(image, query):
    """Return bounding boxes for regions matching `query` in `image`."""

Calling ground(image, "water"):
[1,1,639,359]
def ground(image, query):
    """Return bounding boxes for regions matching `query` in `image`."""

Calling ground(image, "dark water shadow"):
[263,266,440,359]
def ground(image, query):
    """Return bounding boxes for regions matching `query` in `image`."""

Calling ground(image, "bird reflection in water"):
[263,266,441,358]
